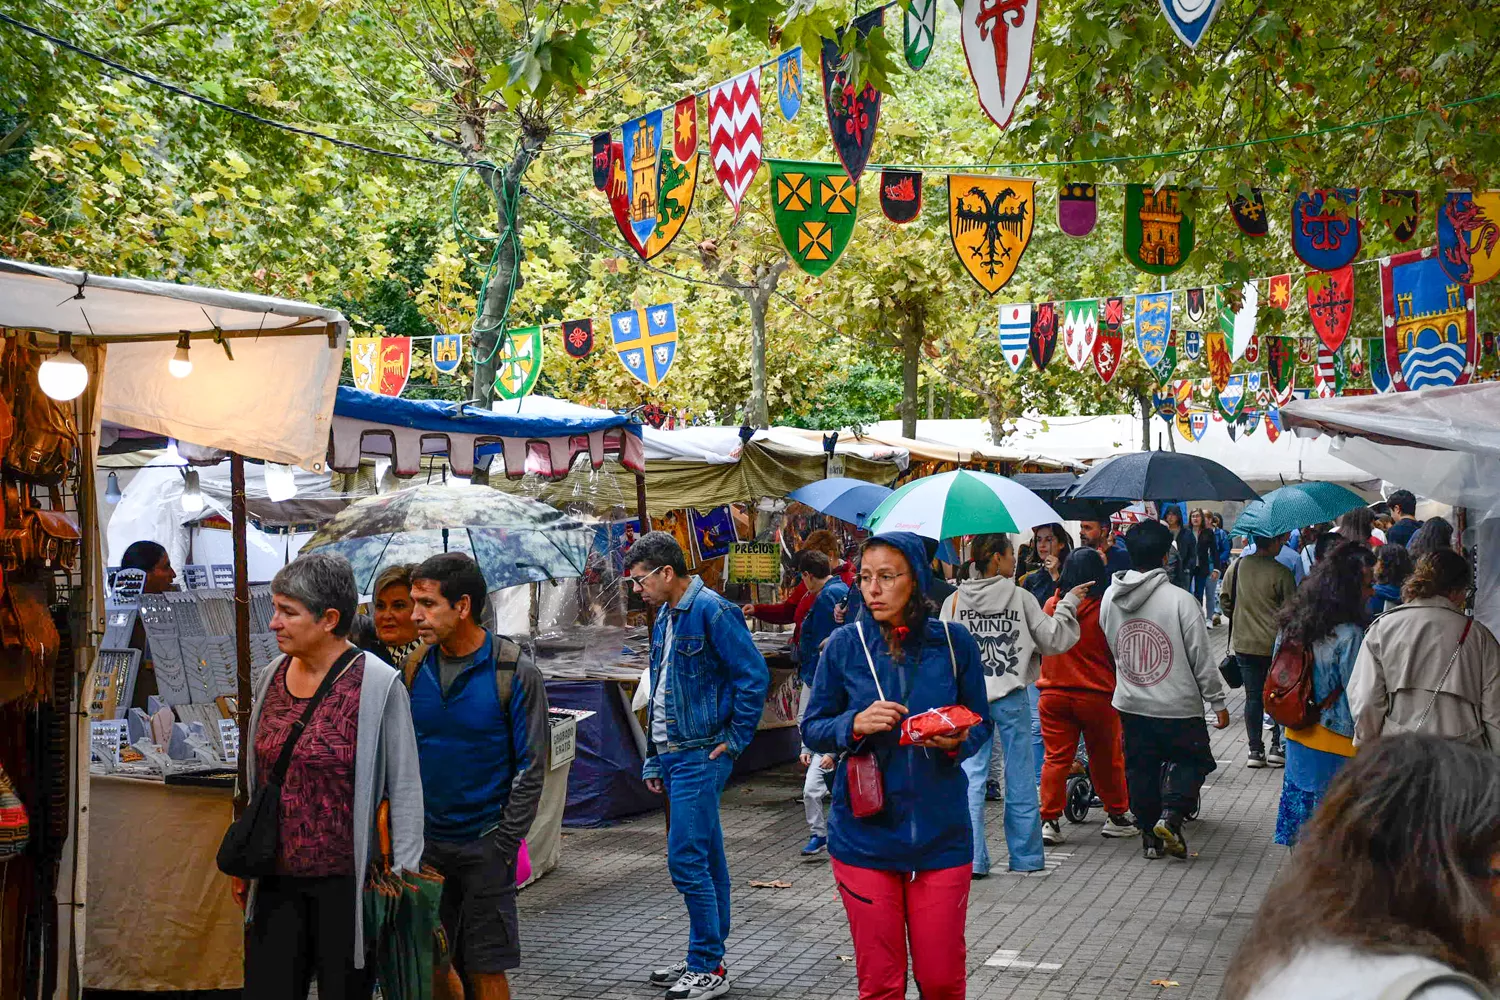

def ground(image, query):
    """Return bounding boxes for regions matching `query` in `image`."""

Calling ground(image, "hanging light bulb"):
[37,332,88,401]
[164,439,184,465]
[180,468,204,513]
[169,333,193,378]
[105,471,123,504]
[263,463,298,503]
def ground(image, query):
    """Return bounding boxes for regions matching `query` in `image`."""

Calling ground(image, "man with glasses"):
[626,532,769,1000]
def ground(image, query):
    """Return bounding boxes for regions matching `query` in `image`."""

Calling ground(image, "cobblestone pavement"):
[514,626,1285,1000]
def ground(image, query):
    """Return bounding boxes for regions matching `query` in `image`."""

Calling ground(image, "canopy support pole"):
[634,470,649,536]
[231,453,252,813]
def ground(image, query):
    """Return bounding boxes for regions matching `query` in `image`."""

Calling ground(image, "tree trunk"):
[471,135,544,404]
[1136,391,1151,450]
[900,308,924,438]
[985,398,1007,446]
[737,259,788,429]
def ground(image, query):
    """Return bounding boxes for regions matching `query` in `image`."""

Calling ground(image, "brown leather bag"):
[0,583,58,706]
[0,485,79,571]
[5,340,78,485]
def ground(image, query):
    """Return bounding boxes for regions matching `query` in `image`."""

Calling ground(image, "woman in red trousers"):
[802,532,992,1000]
[1037,548,1136,846]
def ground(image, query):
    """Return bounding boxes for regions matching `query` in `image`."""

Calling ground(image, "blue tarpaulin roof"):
[334,387,642,441]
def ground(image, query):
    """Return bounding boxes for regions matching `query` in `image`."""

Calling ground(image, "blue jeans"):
[1027,683,1044,779]
[961,689,1045,873]
[1191,573,1218,619]
[659,747,735,972]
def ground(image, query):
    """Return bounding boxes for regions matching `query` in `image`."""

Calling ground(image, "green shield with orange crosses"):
[768,159,859,277]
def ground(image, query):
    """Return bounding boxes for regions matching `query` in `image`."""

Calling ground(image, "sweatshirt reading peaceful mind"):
[941,571,1081,702]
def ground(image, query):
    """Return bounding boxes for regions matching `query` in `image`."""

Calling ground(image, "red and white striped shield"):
[707,69,763,215]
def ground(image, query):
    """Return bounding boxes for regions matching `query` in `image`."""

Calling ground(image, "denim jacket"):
[1273,622,1363,738]
[641,576,770,780]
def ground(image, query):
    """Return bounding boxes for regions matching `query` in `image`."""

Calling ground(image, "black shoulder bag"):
[1218,563,1243,689]
[217,645,362,878]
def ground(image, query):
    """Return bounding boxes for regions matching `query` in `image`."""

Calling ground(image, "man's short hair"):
[411,552,488,617]
[1124,520,1173,571]
[624,531,689,578]
[1388,489,1418,517]
[797,549,832,579]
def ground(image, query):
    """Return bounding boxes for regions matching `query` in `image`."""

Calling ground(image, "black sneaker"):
[1153,810,1188,859]
[1246,750,1267,769]
[1142,833,1164,860]
[666,967,730,1000]
[1267,744,1286,767]
[650,961,688,988]
[985,778,1003,802]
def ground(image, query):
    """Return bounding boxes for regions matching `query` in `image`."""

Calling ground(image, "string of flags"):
[349,302,684,401]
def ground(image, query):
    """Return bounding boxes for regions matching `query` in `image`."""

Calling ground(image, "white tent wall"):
[99,332,344,470]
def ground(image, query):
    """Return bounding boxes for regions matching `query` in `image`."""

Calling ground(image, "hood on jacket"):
[869,530,934,608]
[955,569,1021,612]
[1107,567,1172,613]
[1373,583,1403,603]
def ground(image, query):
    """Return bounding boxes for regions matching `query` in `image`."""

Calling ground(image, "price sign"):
[728,542,781,584]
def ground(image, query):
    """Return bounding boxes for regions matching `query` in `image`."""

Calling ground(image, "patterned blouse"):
[255,654,364,877]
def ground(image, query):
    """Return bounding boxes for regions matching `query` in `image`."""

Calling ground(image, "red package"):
[899,705,984,746]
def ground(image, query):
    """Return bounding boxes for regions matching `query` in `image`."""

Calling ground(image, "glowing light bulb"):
[38,333,88,401]
[180,468,204,513]
[264,463,298,503]
[105,471,123,504]
[169,333,193,378]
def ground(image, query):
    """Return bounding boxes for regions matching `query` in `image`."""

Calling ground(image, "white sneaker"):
[666,968,730,1000]
[1101,813,1140,838]
[1042,819,1065,845]
[650,961,688,988]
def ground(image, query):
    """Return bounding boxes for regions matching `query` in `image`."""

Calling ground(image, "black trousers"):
[1119,712,1217,834]
[1235,653,1283,754]
[245,874,372,1000]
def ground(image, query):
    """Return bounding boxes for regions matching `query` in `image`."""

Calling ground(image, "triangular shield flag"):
[880,169,923,224]
[1204,328,1232,393]
[562,319,594,359]
[1029,301,1058,370]
[1159,0,1224,48]
[949,176,1035,295]
[612,303,678,389]
[776,48,803,121]
[620,108,665,245]
[1058,181,1097,238]
[1307,266,1355,352]
[591,131,612,191]
[1267,273,1291,312]
[1382,189,1419,243]
[959,0,1039,130]
[1133,291,1172,369]
[1265,408,1283,443]
[999,302,1031,373]
[1062,299,1099,370]
[1184,329,1202,361]
[822,8,886,182]
[1185,287,1206,326]
[1228,187,1268,237]
[1292,188,1361,271]
[494,326,544,400]
[1152,334,1179,387]
[1230,281,1258,361]
[707,69,762,215]
[768,159,859,276]
[1124,184,1194,275]
[1315,343,1337,398]
[904,0,937,69]
[1437,190,1500,287]
[1094,297,1124,384]
[432,334,462,374]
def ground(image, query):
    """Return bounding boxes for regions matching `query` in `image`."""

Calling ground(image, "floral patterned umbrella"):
[301,484,593,593]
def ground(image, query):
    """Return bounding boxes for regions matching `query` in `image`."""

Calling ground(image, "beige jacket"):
[1348,597,1500,749]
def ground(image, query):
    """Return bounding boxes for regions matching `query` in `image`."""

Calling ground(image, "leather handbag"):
[1218,563,1243,689]
[847,622,887,819]
[217,647,361,878]
[4,342,78,485]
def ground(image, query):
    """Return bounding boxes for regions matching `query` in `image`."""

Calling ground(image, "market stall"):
[0,255,346,995]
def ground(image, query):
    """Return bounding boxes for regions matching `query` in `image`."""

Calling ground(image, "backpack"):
[1263,636,1341,730]
[4,340,78,485]
[401,633,525,708]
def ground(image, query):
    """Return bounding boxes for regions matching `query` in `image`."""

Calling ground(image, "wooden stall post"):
[230,453,252,813]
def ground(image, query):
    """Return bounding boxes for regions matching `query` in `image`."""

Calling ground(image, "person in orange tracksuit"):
[1037,548,1136,846]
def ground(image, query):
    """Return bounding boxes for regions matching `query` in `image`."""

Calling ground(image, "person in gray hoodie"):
[1101,521,1230,861]
[940,533,1088,875]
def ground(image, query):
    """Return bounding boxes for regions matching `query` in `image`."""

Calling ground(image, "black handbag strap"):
[1225,559,1240,648]
[270,645,362,785]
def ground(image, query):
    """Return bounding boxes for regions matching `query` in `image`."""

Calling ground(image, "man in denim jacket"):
[626,532,769,1000]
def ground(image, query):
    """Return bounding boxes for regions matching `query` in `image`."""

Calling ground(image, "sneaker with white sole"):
[1101,813,1140,838]
[650,962,688,988]
[1153,810,1188,859]
[666,968,730,1000]
[1267,745,1286,767]
[1042,819,1065,845]
[1246,750,1267,769]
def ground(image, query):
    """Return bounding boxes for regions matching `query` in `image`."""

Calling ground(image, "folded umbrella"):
[1063,452,1259,503]
[865,470,1062,539]
[786,477,894,528]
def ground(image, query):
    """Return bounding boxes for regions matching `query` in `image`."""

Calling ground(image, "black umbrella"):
[1009,474,1131,521]
[1062,452,1259,502]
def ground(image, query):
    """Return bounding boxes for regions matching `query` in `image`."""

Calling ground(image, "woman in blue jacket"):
[803,531,991,1000]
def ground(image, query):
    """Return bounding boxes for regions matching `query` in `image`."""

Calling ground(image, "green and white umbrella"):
[865,470,1063,539]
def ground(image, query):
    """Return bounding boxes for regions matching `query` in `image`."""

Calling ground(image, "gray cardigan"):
[243,648,425,969]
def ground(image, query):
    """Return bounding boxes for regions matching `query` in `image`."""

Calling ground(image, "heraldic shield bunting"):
[1437,190,1500,287]
[948,176,1035,295]
[1292,188,1361,272]
[606,123,701,264]
[613,303,678,389]
[1380,247,1477,392]
[494,327,543,400]
[432,334,462,374]
[769,160,859,276]
[1124,184,1194,275]
[351,336,412,397]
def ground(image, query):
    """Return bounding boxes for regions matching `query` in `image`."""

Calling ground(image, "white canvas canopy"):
[0,257,347,468]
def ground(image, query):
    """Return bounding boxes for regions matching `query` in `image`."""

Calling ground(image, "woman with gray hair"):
[235,552,424,999]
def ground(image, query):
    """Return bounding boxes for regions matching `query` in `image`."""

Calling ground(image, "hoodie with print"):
[1100,568,1227,719]
[940,571,1082,702]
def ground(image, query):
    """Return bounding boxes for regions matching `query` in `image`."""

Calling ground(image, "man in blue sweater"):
[407,553,550,1000]
[628,531,769,1000]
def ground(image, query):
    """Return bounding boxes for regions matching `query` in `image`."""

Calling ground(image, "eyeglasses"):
[858,571,908,590]
[627,565,666,590]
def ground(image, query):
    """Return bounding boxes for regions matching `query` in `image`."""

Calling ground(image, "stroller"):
[1062,737,1201,825]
